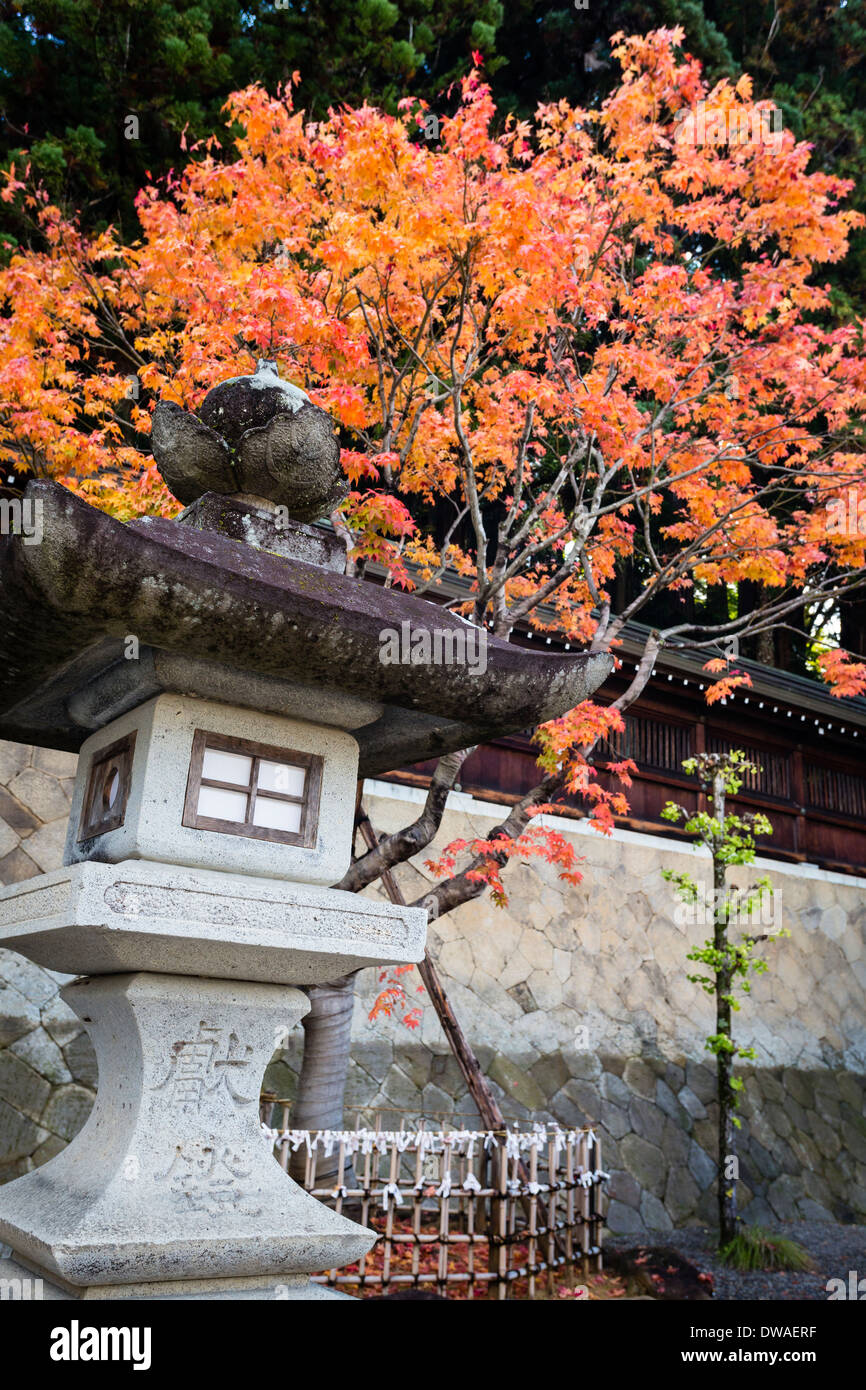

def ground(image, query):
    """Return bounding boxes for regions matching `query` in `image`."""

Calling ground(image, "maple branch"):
[501,400,537,538]
[334,749,472,894]
[411,770,565,920]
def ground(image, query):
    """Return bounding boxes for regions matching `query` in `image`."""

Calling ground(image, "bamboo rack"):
[261,1110,606,1298]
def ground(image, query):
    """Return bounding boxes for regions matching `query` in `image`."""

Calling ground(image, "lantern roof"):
[0,481,611,776]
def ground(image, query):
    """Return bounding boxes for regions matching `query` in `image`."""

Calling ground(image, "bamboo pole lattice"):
[261,1113,607,1297]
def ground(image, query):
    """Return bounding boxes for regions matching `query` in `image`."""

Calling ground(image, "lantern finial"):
[150,359,347,521]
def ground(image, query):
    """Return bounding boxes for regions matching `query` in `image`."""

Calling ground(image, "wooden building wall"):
[386,666,866,876]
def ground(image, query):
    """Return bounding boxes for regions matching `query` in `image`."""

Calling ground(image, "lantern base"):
[0,972,374,1293]
[0,1252,353,1300]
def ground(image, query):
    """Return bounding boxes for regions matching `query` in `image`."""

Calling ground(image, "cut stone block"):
[0,973,374,1290]
[41,1084,94,1142]
[21,821,67,873]
[0,950,64,1005]
[32,1134,68,1167]
[0,741,30,783]
[0,1048,52,1121]
[488,1053,546,1113]
[0,787,41,838]
[0,1098,49,1165]
[40,995,85,1051]
[7,768,70,824]
[8,1027,72,1086]
[0,982,41,1046]
[0,847,41,886]
[63,1032,98,1089]
[31,748,79,778]
[0,859,426,985]
[0,818,18,860]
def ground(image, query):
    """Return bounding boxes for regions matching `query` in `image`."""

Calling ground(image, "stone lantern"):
[0,362,611,1299]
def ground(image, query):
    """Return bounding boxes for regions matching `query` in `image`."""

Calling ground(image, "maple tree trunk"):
[289,974,358,1187]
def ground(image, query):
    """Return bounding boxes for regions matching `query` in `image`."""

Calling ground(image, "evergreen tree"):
[4,1,862,311]
[0,0,504,241]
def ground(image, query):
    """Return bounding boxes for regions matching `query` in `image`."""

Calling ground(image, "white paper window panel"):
[252,796,303,833]
[257,759,306,797]
[197,784,249,823]
[202,748,253,786]
[104,768,120,809]
[254,756,308,800]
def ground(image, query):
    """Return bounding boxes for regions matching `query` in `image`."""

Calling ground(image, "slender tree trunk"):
[716,970,738,1247]
[289,974,358,1187]
[712,772,738,1247]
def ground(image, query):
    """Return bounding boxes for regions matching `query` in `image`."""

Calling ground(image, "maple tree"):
[3,27,866,1043]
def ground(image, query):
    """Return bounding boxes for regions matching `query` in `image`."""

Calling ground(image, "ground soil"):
[607,1221,865,1301]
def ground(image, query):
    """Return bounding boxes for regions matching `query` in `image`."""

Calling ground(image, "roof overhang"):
[0,483,612,776]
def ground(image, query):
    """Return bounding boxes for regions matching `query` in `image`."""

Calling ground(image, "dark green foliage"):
[3,1,863,292]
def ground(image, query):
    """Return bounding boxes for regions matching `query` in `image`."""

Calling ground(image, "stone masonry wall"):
[272,781,866,1233]
[0,741,96,1184]
[1,746,864,1234]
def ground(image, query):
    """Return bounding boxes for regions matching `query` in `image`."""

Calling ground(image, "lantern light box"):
[66,694,355,884]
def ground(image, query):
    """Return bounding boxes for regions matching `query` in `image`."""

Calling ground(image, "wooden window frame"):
[77,732,137,842]
[182,729,323,849]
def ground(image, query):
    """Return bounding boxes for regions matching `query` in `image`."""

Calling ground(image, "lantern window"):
[182,730,322,848]
[77,733,137,842]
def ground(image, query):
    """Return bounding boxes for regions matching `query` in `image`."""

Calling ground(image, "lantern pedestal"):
[0,972,374,1299]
